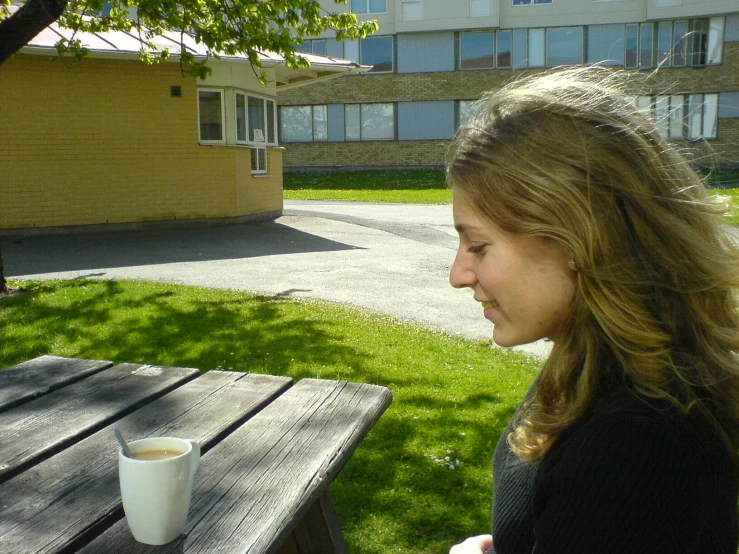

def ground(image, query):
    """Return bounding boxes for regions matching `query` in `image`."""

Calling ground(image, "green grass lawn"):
[284,168,739,224]
[1,279,540,554]
[283,169,452,204]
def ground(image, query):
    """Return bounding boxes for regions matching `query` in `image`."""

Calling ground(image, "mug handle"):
[187,439,201,476]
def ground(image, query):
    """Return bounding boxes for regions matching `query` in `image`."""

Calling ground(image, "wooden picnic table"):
[0,355,392,553]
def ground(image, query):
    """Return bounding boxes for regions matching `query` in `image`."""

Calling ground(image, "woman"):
[446,67,739,554]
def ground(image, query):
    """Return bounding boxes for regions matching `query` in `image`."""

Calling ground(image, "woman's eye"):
[467,244,486,254]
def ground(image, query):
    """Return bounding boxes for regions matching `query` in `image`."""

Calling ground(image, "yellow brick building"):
[0,17,363,231]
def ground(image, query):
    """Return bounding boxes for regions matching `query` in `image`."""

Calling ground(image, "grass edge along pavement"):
[0,279,541,554]
[283,169,739,225]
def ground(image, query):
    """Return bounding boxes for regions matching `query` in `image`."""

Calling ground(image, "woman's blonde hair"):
[447,66,739,462]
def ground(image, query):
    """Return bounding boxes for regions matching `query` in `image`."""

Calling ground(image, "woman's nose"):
[449,248,476,289]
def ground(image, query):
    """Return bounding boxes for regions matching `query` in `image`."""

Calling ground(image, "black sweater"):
[491,393,738,553]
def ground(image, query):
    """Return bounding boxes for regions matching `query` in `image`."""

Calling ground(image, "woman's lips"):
[482,301,499,321]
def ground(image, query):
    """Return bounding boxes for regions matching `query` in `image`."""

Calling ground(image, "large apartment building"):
[276,0,739,170]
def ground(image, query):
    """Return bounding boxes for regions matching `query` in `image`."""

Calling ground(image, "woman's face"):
[450,191,578,347]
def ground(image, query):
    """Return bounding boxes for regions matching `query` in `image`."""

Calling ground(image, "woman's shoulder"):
[539,391,735,487]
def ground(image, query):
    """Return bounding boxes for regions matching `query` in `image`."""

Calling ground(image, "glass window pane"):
[513,0,530,4]
[327,39,344,58]
[313,105,328,141]
[534,0,552,3]
[546,27,583,66]
[295,41,312,54]
[370,0,386,13]
[351,0,367,14]
[280,106,314,142]
[458,100,478,128]
[655,95,670,138]
[362,36,393,72]
[361,103,394,140]
[657,22,672,66]
[198,90,222,141]
[625,24,638,68]
[460,32,494,69]
[344,39,359,62]
[266,100,275,144]
[669,95,684,140]
[687,94,702,140]
[703,94,718,139]
[345,105,361,141]
[248,96,265,142]
[528,28,545,67]
[251,148,267,172]
[672,20,688,67]
[640,23,653,68]
[707,17,724,65]
[690,19,708,66]
[312,39,326,56]
[496,30,512,68]
[236,93,247,143]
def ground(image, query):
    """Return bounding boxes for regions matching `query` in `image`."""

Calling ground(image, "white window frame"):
[198,89,226,145]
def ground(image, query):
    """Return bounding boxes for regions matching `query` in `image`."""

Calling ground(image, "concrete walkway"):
[3,200,553,358]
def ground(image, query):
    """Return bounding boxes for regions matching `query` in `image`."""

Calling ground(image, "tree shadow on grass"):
[331,393,520,553]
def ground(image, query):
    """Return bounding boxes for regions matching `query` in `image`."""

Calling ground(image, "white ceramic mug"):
[119,436,201,545]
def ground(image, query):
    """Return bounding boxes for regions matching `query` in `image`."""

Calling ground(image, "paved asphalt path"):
[3,200,554,358]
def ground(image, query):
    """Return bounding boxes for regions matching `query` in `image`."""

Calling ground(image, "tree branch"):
[0,0,69,66]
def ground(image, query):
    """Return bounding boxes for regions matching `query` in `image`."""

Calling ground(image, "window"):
[345,103,395,141]
[657,21,672,66]
[546,27,583,66]
[279,105,328,142]
[640,93,719,141]
[402,0,423,21]
[496,30,512,68]
[234,92,275,173]
[460,32,494,69]
[198,90,224,143]
[672,20,688,66]
[528,28,545,67]
[470,0,491,16]
[351,0,386,13]
[625,23,654,68]
[513,0,552,5]
[457,100,478,128]
[362,36,393,72]
[635,17,723,69]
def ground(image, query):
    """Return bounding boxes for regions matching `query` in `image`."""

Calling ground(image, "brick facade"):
[0,55,283,231]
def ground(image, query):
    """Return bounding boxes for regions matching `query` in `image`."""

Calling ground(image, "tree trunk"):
[0,245,7,294]
[0,0,68,66]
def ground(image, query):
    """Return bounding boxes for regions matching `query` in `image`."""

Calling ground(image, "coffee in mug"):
[119,436,201,545]
[132,448,185,461]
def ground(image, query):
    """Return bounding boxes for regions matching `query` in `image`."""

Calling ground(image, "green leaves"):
[41,0,379,80]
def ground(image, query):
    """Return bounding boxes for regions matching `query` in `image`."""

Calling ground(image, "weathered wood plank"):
[280,492,349,554]
[0,355,113,413]
[79,378,392,554]
[0,371,292,554]
[0,362,199,483]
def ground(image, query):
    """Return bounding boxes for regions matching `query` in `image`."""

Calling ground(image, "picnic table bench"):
[0,355,392,553]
